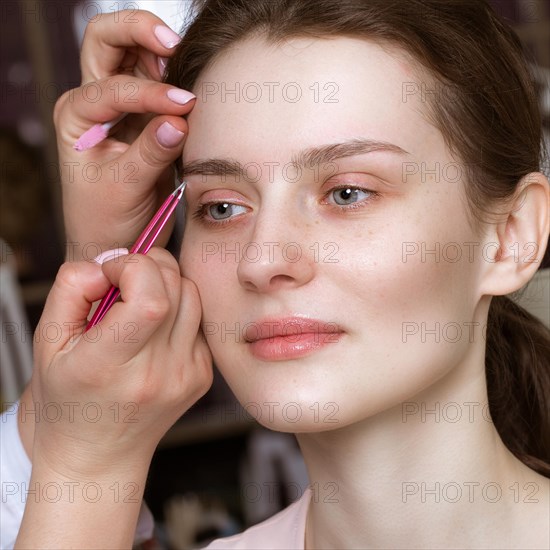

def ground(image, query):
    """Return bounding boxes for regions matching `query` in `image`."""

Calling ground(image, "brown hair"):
[165,0,550,477]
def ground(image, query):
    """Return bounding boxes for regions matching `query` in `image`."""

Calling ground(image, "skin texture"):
[179,36,550,548]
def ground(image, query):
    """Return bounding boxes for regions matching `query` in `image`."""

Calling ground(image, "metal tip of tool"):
[173,180,187,199]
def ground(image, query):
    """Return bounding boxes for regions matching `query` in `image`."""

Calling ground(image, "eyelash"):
[191,185,379,227]
[323,185,379,211]
[191,202,245,227]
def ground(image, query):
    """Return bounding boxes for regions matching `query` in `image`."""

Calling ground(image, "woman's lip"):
[243,316,344,343]
[247,330,344,361]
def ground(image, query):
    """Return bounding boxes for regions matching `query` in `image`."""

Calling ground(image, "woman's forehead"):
[183,35,443,166]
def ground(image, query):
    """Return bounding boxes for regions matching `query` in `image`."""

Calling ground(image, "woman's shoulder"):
[204,488,311,550]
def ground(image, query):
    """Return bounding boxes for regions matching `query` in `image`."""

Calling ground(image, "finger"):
[142,248,185,336]
[36,262,111,366]
[55,76,195,141]
[169,276,204,358]
[80,10,182,83]
[134,47,166,81]
[169,277,214,403]
[84,253,175,362]
[67,115,187,205]
[114,116,188,189]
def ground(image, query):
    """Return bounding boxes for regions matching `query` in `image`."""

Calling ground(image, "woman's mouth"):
[244,316,345,361]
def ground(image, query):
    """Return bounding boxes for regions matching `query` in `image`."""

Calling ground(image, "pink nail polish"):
[167,88,196,105]
[93,248,129,265]
[154,25,181,49]
[158,56,168,76]
[157,122,185,148]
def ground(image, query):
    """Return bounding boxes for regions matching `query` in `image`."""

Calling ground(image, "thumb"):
[118,115,188,185]
[35,260,111,366]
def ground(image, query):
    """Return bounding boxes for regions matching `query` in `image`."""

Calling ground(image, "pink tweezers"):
[86,181,187,331]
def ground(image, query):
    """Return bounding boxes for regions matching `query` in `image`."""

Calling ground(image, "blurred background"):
[0,1,549,548]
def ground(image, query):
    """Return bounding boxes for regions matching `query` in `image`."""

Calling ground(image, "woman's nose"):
[236,216,316,293]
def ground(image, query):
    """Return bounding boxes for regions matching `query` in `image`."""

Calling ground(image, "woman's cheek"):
[187,249,249,368]
[334,221,477,344]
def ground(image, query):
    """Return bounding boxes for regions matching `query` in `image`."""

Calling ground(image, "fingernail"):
[154,25,181,49]
[167,88,196,105]
[93,248,129,265]
[158,56,168,76]
[156,121,185,148]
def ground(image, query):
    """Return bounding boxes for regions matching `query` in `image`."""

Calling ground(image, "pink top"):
[205,488,311,549]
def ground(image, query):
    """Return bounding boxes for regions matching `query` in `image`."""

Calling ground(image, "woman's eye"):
[197,201,248,222]
[328,186,374,206]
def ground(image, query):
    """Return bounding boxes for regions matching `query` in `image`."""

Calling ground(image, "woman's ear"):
[479,171,550,296]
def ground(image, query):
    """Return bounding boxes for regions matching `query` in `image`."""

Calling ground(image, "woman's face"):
[180,36,485,432]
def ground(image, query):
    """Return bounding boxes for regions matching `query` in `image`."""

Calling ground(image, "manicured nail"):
[93,248,129,265]
[158,56,168,76]
[167,88,196,105]
[156,121,185,148]
[154,25,181,49]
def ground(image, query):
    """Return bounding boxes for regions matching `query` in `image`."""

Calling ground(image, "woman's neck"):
[297,349,549,549]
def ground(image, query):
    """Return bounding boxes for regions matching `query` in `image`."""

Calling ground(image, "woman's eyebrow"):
[181,138,409,181]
